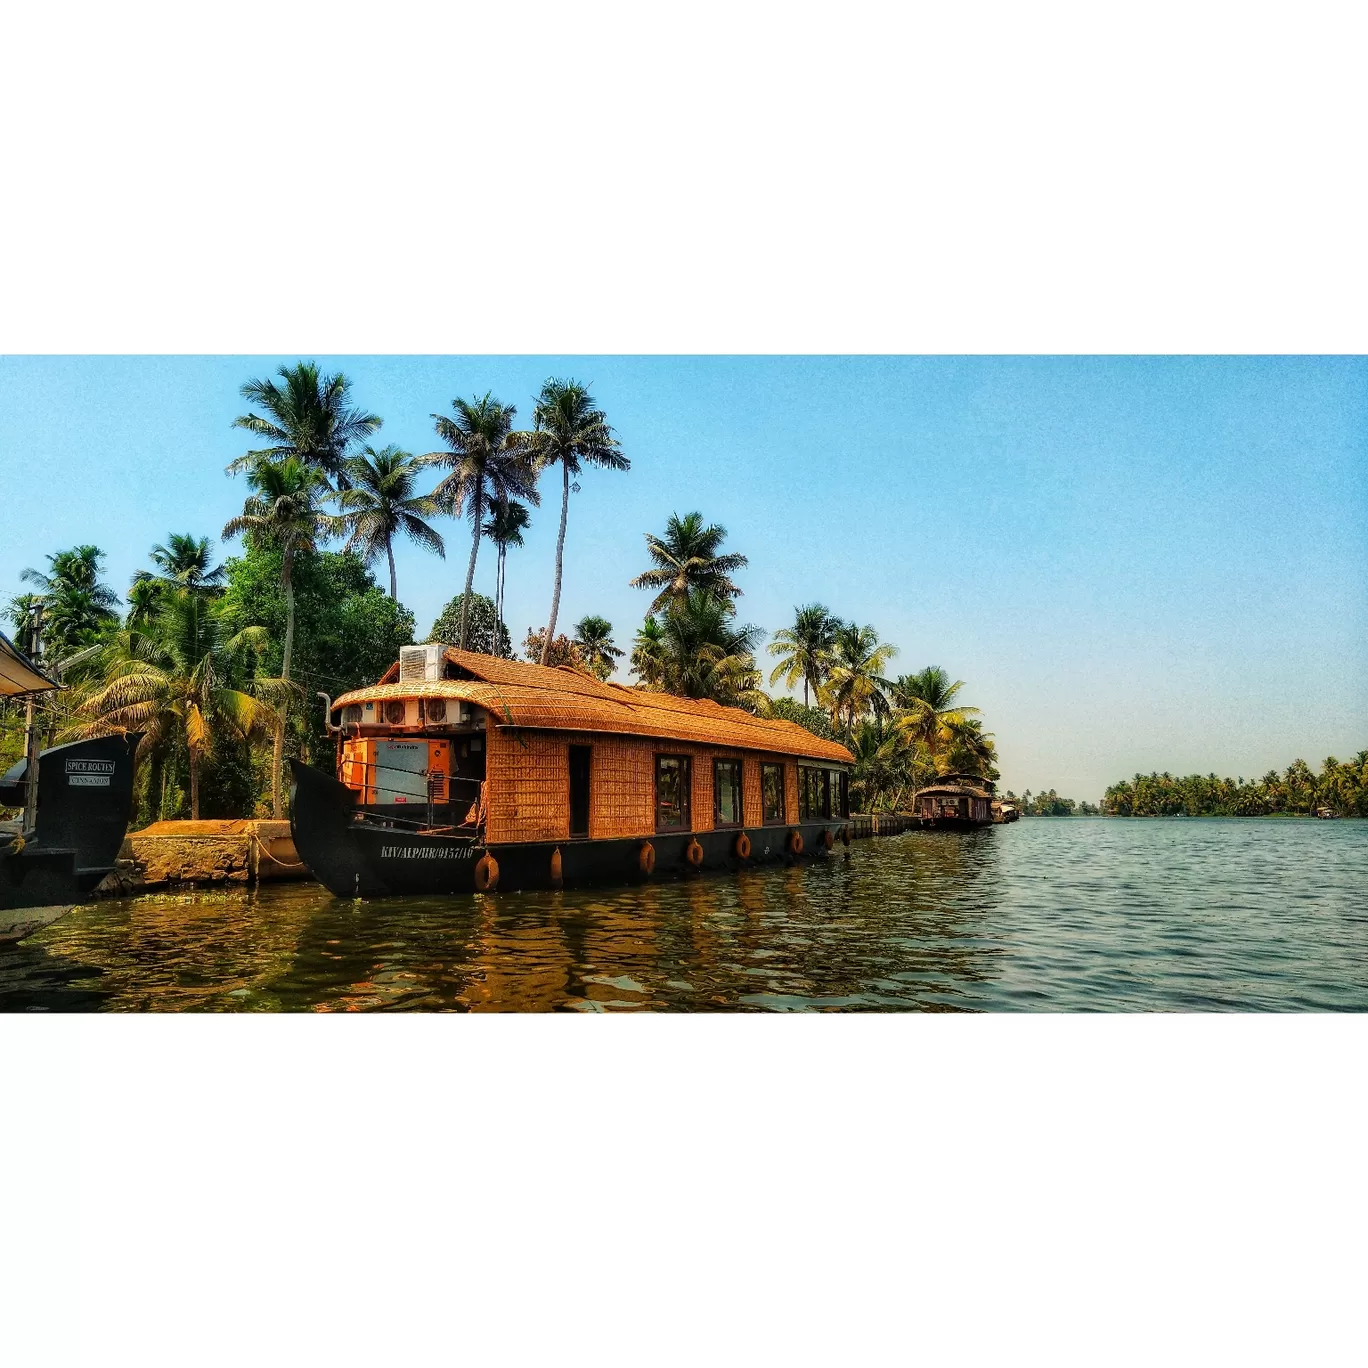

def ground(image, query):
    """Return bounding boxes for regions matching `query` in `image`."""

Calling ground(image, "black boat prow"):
[1,733,141,942]
[290,758,484,899]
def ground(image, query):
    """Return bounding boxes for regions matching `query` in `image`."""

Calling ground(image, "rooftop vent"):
[399,643,446,683]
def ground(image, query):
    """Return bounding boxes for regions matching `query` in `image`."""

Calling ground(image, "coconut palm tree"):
[228,361,382,490]
[889,666,979,753]
[526,379,628,665]
[20,545,121,658]
[221,457,330,816]
[938,716,999,780]
[572,615,623,681]
[423,394,540,651]
[125,578,164,629]
[767,603,837,707]
[629,511,748,613]
[141,534,226,592]
[79,589,281,821]
[332,445,445,600]
[637,590,764,707]
[4,593,43,657]
[482,499,531,642]
[630,616,668,689]
[819,622,897,733]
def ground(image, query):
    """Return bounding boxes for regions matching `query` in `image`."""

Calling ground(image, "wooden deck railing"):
[848,812,919,839]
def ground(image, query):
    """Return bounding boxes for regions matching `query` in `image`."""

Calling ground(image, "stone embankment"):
[97,819,312,894]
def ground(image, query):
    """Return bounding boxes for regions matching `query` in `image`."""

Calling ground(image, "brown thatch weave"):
[334,648,854,764]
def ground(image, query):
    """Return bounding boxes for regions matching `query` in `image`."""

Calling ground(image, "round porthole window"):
[425,698,447,723]
[383,700,407,725]
[342,704,363,725]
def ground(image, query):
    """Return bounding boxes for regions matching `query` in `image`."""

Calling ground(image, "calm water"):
[2,819,1365,1011]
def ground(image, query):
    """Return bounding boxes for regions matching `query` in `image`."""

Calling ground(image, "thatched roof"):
[333,647,853,764]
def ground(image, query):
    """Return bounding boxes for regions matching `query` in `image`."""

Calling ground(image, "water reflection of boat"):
[291,645,856,898]
[1,630,140,942]
[913,774,996,831]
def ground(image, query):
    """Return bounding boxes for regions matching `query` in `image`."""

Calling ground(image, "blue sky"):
[1,355,1363,799]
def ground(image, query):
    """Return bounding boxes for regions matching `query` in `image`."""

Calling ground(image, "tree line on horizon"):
[4,359,997,824]
[1101,760,1368,818]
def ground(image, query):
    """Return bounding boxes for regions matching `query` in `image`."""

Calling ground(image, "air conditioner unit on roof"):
[399,643,447,683]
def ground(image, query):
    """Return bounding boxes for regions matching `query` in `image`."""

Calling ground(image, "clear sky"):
[1,355,1364,800]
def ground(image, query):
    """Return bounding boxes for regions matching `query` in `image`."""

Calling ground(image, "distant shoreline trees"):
[1103,759,1367,817]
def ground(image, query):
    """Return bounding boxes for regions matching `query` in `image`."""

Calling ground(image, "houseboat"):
[991,798,1020,824]
[1,629,140,942]
[291,645,856,898]
[913,773,996,831]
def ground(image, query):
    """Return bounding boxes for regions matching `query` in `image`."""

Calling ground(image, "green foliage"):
[629,591,764,708]
[333,445,445,599]
[222,543,415,762]
[230,361,382,488]
[630,511,749,613]
[767,604,837,707]
[1102,755,1368,816]
[523,628,582,668]
[428,593,512,659]
[572,615,623,681]
[762,696,836,740]
[528,378,628,661]
[18,545,120,660]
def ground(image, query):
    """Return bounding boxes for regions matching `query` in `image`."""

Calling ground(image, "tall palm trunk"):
[541,461,570,665]
[189,746,201,821]
[386,538,397,600]
[460,487,484,650]
[272,546,296,820]
[494,546,506,643]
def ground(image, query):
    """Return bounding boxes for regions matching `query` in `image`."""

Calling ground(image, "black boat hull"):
[290,759,850,897]
[1,733,140,942]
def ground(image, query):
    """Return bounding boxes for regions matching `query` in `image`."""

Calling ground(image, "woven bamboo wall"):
[743,757,763,827]
[483,722,807,844]
[484,728,568,844]
[589,735,657,838]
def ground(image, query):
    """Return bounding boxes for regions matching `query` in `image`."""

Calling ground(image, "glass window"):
[655,755,691,831]
[714,759,742,827]
[831,770,849,818]
[761,764,785,824]
[798,766,830,820]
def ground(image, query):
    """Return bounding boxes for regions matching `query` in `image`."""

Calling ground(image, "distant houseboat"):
[914,774,996,831]
[290,646,856,897]
[991,798,1019,824]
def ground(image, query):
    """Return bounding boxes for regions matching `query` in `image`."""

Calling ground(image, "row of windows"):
[654,755,849,832]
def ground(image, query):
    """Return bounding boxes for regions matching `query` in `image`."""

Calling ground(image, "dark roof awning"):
[0,630,59,698]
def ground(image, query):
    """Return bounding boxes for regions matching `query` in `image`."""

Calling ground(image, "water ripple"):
[1,819,1365,1011]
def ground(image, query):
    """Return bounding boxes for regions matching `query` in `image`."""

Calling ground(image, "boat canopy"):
[0,630,58,699]
[916,774,995,798]
[333,647,854,765]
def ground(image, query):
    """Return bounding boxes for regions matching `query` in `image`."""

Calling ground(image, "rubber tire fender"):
[734,831,752,860]
[786,828,804,856]
[474,853,499,892]
[685,837,705,868]
[821,827,835,850]
[638,841,656,876]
